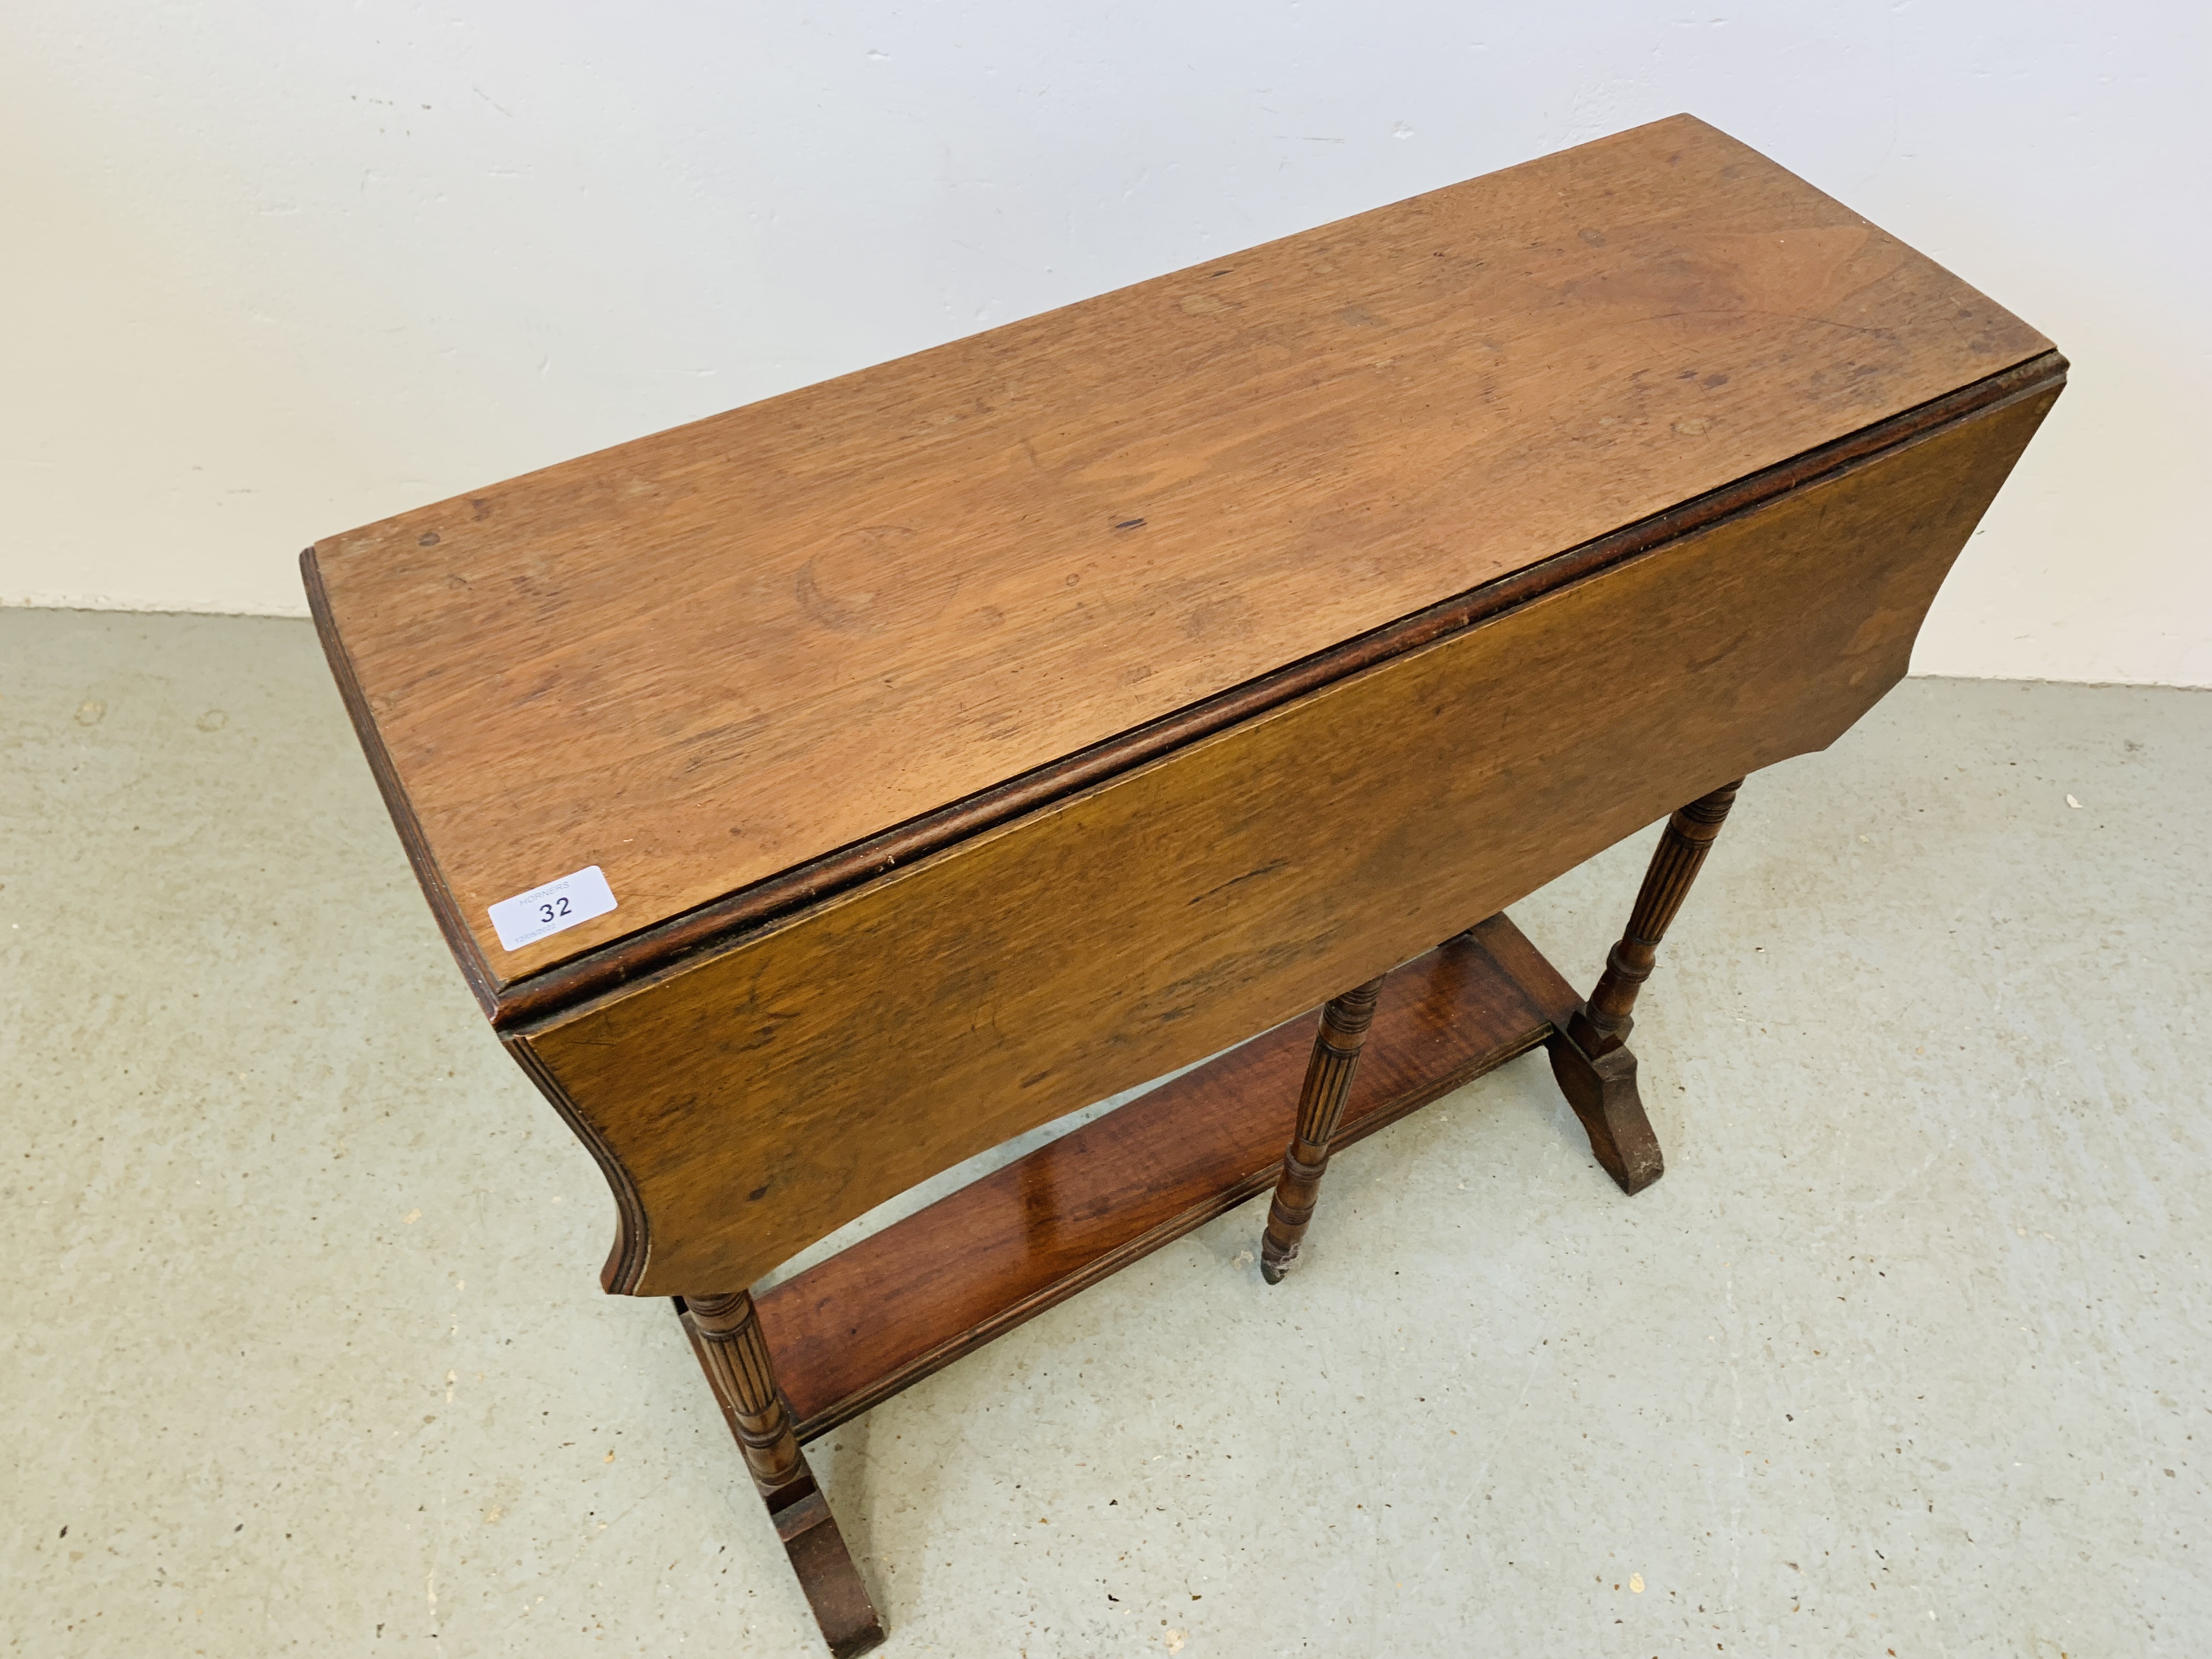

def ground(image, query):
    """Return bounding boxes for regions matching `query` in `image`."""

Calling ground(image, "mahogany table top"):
[305,113,2049,995]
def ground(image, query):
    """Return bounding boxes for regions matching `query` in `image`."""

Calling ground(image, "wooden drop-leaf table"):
[305,114,2061,1656]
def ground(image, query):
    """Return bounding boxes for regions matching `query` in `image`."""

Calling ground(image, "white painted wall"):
[4,3,2205,684]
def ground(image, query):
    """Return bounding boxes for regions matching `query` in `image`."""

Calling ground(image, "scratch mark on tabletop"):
[1189,861,1290,905]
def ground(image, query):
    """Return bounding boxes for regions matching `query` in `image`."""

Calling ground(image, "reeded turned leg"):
[1548,778,1742,1194]
[678,1293,884,1658]
[1259,973,1389,1283]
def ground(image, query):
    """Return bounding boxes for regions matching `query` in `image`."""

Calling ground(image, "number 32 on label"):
[487,865,619,952]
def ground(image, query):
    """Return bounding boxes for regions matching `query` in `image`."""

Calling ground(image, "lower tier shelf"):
[753,910,1582,1442]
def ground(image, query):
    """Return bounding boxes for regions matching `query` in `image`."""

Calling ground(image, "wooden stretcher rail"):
[754,915,1576,1440]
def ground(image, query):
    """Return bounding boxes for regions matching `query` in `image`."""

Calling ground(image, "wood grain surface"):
[521,382,2060,1296]
[306,112,2050,988]
[475,352,2055,1030]
[755,915,1576,1441]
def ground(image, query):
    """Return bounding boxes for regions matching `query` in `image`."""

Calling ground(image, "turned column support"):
[1549,778,1743,1195]
[678,1293,884,1658]
[1567,779,1743,1059]
[684,1291,810,1497]
[1260,973,1389,1283]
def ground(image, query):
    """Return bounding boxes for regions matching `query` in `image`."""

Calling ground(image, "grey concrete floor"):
[3,607,2208,1658]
